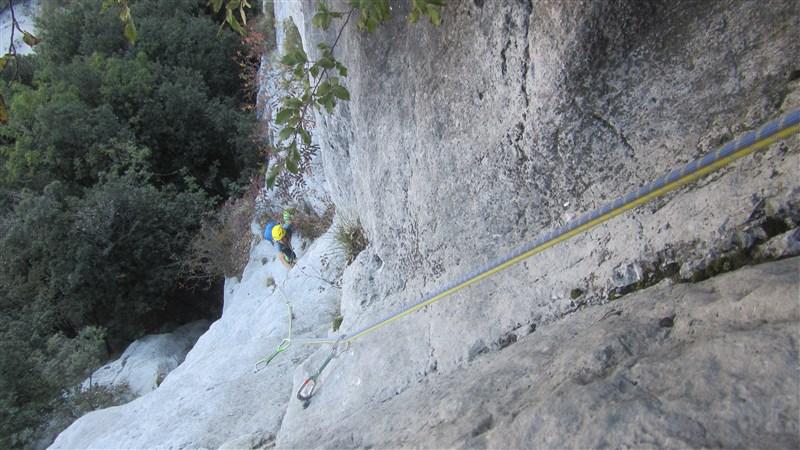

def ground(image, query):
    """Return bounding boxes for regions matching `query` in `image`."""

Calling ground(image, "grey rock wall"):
[280,256,800,449]
[277,0,800,447]
[84,320,210,397]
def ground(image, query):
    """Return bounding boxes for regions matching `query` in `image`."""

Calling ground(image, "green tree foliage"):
[134,0,244,97]
[0,175,210,447]
[101,0,138,43]
[0,320,50,448]
[8,0,259,196]
[0,319,112,448]
[0,83,134,189]
[0,176,209,341]
[36,0,129,64]
[0,0,258,446]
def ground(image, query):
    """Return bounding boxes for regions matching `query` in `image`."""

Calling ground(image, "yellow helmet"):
[271,225,286,241]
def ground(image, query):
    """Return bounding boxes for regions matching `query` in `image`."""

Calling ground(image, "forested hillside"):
[0,1,262,447]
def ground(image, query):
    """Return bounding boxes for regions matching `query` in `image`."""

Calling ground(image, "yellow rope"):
[293,119,800,346]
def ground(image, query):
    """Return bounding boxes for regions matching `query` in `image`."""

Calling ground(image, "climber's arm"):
[277,251,294,269]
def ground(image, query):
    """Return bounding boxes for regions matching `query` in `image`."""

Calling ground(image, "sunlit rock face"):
[51,232,347,449]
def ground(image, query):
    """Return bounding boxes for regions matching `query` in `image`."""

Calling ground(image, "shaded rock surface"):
[291,0,800,429]
[52,0,800,448]
[279,257,800,449]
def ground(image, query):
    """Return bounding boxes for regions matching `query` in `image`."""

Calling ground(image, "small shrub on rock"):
[334,218,368,264]
[36,383,134,449]
[292,203,335,241]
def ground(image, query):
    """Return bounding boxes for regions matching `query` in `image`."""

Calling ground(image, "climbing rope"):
[290,108,800,346]
[256,109,800,401]
[254,287,294,373]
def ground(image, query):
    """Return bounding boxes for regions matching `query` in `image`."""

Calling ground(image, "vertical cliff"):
[51,0,800,448]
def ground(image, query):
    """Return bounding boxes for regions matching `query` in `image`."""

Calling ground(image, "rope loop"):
[254,299,293,372]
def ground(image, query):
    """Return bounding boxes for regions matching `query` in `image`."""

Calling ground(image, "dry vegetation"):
[334,218,368,264]
[184,178,262,283]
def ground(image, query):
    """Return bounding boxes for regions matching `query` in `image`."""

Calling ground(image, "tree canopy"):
[0,0,259,447]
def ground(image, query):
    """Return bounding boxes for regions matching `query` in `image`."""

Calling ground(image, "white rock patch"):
[83,320,210,397]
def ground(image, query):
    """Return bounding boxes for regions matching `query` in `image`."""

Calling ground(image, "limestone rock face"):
[309,0,800,338]
[278,257,800,449]
[84,321,210,397]
[51,233,347,449]
[274,1,800,445]
[278,0,800,446]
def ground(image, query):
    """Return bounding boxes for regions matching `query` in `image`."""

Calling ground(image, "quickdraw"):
[254,296,293,373]
[296,337,343,407]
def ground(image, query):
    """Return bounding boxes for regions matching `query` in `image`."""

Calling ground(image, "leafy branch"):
[408,0,445,26]
[267,8,353,187]
[266,0,445,188]
[208,0,252,35]
[105,0,252,43]
[101,0,137,43]
[0,0,41,123]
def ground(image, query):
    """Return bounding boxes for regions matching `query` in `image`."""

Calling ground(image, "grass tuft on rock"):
[334,218,368,264]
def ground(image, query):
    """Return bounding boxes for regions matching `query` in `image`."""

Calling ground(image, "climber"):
[264,210,297,268]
